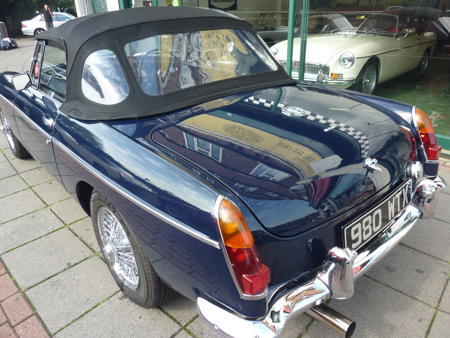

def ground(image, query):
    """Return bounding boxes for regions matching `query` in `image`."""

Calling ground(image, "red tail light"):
[217,198,270,296]
[22,23,27,28]
[414,108,441,161]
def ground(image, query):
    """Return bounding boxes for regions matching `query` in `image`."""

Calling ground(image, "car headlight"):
[339,51,355,68]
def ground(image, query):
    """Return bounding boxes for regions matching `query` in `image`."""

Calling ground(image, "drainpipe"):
[298,0,310,81]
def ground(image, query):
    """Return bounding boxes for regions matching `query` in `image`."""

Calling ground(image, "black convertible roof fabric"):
[37,7,238,73]
[36,7,295,120]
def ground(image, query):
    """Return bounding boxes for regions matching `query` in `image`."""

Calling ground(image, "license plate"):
[343,180,413,250]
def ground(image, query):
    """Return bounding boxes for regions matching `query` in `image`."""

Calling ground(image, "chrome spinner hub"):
[97,206,139,290]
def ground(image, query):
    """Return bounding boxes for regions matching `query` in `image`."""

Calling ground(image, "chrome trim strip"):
[9,90,219,248]
[213,195,268,300]
[355,40,435,59]
[52,139,221,250]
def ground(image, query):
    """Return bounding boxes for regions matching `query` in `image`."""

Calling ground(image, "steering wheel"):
[138,49,160,78]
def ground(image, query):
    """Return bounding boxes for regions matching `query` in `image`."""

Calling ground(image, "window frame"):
[183,132,223,162]
[38,43,67,102]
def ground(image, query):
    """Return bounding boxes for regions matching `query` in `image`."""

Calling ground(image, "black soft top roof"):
[36,7,295,121]
[37,7,239,73]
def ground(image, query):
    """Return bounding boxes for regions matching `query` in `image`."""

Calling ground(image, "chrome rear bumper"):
[197,176,446,338]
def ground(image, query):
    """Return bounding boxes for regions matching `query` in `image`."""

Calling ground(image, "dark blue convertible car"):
[0,7,446,337]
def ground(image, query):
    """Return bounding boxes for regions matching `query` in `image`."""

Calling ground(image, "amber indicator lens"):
[414,108,441,160]
[218,199,254,249]
[218,198,270,295]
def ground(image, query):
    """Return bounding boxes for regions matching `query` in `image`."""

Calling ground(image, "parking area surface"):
[1,39,449,338]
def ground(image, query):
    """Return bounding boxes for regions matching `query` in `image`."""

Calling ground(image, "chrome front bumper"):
[197,176,446,338]
[293,71,355,89]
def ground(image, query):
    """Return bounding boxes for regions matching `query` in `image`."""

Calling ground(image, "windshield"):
[355,14,399,36]
[124,29,278,96]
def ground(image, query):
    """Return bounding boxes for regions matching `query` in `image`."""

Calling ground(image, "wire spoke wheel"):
[361,64,377,94]
[97,206,139,290]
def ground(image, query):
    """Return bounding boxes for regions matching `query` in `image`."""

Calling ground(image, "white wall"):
[106,0,121,11]
[74,0,94,16]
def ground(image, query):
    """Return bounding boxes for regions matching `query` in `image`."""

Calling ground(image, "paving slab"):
[0,274,18,301]
[69,218,100,252]
[303,277,434,338]
[0,175,27,198]
[9,158,41,174]
[0,38,35,73]
[184,315,229,338]
[367,245,449,306]
[54,292,179,338]
[175,330,193,338]
[434,191,450,222]
[401,217,450,261]
[0,189,45,224]
[27,256,119,334]
[428,311,450,338]
[438,167,450,195]
[32,180,70,205]
[51,198,87,225]
[0,208,64,254]
[189,309,310,338]
[0,134,9,151]
[2,228,92,289]
[14,315,49,338]
[0,161,16,180]
[1,148,15,160]
[439,283,450,313]
[20,167,54,187]
[0,152,6,162]
[160,294,197,325]
[1,292,33,326]
[0,323,16,337]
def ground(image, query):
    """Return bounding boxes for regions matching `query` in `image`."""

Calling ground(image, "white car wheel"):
[33,28,45,37]
[356,62,378,95]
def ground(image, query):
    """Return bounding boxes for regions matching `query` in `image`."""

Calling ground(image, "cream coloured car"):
[271,12,437,94]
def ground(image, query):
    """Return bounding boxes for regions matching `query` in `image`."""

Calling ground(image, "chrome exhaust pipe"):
[306,304,356,338]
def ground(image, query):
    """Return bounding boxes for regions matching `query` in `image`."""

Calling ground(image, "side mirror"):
[12,73,31,91]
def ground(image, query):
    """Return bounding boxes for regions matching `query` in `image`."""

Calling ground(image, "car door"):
[53,14,70,28]
[397,15,422,72]
[14,40,66,177]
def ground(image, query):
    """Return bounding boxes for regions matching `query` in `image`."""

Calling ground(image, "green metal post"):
[286,0,297,76]
[152,0,159,6]
[298,0,310,81]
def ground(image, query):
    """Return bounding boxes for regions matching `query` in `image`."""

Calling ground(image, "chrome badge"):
[364,158,382,172]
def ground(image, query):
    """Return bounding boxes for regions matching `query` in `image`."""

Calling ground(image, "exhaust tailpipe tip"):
[306,304,356,338]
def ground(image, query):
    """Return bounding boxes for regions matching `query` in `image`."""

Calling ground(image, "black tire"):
[33,28,45,37]
[413,50,431,80]
[354,61,378,95]
[90,191,172,308]
[0,112,31,159]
